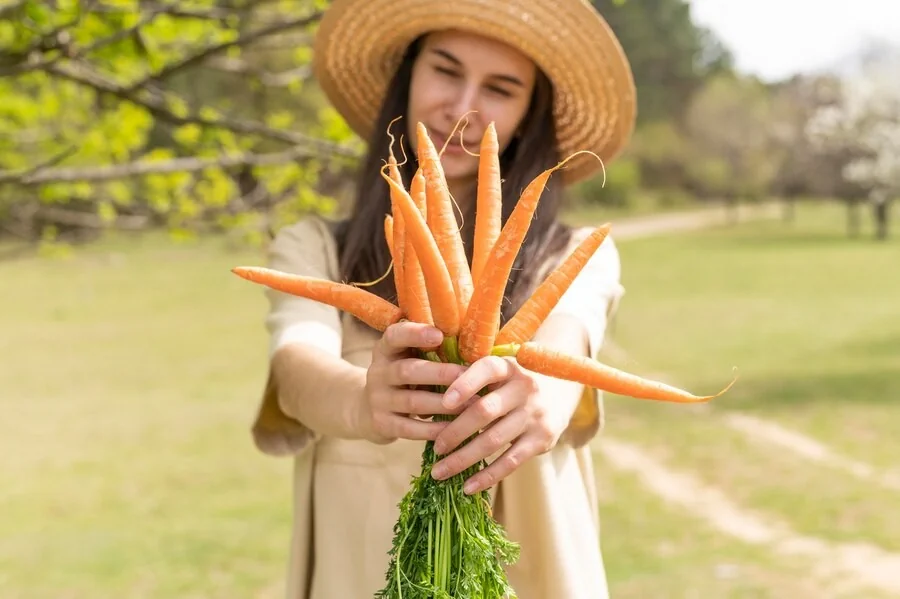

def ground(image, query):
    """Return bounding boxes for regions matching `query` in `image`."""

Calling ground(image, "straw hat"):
[312,0,637,186]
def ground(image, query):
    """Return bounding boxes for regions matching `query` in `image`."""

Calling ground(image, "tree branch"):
[205,56,312,87]
[0,144,325,185]
[0,11,163,76]
[125,9,323,93]
[45,62,358,157]
[0,0,28,20]
[33,204,150,230]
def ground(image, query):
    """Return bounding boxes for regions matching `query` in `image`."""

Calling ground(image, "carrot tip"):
[685,369,740,402]
[232,265,259,280]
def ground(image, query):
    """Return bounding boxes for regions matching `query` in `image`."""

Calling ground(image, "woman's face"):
[407,30,537,187]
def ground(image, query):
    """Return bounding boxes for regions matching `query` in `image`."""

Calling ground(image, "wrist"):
[346,370,392,444]
[533,371,582,435]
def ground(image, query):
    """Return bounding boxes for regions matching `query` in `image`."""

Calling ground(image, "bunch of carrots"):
[232,120,735,598]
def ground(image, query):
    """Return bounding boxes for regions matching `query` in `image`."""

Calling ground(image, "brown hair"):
[335,39,573,326]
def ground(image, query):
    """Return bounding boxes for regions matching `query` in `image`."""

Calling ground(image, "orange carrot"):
[403,168,434,326]
[386,157,407,313]
[513,342,737,403]
[231,266,402,331]
[383,214,402,305]
[380,165,458,336]
[471,122,502,288]
[416,122,474,320]
[458,155,576,364]
[495,223,612,345]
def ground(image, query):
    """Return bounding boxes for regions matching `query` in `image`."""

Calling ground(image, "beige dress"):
[250,216,625,599]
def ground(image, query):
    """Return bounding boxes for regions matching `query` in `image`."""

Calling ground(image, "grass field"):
[1,200,897,598]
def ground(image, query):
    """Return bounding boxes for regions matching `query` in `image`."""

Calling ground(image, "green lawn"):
[0,234,292,598]
[1,201,897,598]
[596,201,899,597]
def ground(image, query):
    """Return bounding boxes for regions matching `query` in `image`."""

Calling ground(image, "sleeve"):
[251,216,344,457]
[264,217,343,358]
[545,226,626,447]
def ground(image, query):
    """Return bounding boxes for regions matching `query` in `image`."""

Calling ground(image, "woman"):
[250,0,636,597]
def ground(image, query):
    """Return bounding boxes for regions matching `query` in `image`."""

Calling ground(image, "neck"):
[447,176,477,223]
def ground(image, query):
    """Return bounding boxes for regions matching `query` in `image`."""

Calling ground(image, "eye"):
[434,65,459,78]
[487,85,513,98]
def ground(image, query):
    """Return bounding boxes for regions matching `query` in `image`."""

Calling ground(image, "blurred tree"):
[806,46,900,240]
[682,73,781,215]
[593,0,734,124]
[766,74,843,221]
[0,0,360,251]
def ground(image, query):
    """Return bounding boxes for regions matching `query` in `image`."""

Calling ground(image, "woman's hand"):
[359,321,467,444]
[428,355,571,495]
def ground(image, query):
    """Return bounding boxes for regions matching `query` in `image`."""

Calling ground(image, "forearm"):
[531,313,591,430]
[270,342,371,441]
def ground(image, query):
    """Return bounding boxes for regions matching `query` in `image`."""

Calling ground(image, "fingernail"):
[432,463,447,479]
[428,330,443,344]
[464,479,479,494]
[433,439,445,455]
[443,390,459,408]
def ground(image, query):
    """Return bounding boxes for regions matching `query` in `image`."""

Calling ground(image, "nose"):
[445,81,481,127]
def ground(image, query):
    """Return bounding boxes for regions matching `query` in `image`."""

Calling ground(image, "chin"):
[437,153,477,181]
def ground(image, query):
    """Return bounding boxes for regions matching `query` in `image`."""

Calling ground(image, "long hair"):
[335,39,573,326]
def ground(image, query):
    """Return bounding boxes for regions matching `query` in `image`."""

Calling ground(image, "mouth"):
[429,130,475,156]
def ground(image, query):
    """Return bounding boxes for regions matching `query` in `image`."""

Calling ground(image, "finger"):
[442,356,515,410]
[434,388,517,456]
[380,388,466,416]
[431,409,528,482]
[388,358,466,388]
[378,321,444,357]
[373,412,449,441]
[461,434,545,495]
[433,387,523,456]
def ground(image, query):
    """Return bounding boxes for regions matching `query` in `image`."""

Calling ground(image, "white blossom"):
[806,50,900,195]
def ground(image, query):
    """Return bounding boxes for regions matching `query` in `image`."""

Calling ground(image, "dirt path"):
[722,413,900,492]
[604,339,900,494]
[610,201,782,241]
[598,438,900,597]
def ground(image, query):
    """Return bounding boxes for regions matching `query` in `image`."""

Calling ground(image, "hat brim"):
[313,0,637,186]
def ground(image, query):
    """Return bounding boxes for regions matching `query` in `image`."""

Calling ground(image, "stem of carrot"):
[490,343,521,358]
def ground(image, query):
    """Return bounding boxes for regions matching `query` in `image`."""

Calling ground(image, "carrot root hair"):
[560,149,607,189]
[350,260,393,287]
[385,116,410,169]
[458,116,480,158]
[438,110,477,158]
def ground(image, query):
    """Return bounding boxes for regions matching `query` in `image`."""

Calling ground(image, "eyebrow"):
[429,48,526,87]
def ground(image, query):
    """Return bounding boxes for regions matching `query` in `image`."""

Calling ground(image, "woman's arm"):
[270,341,370,441]
[527,312,592,434]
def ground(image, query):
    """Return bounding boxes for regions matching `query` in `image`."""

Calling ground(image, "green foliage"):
[593,0,734,124]
[683,74,781,201]
[0,0,357,246]
[573,156,641,209]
